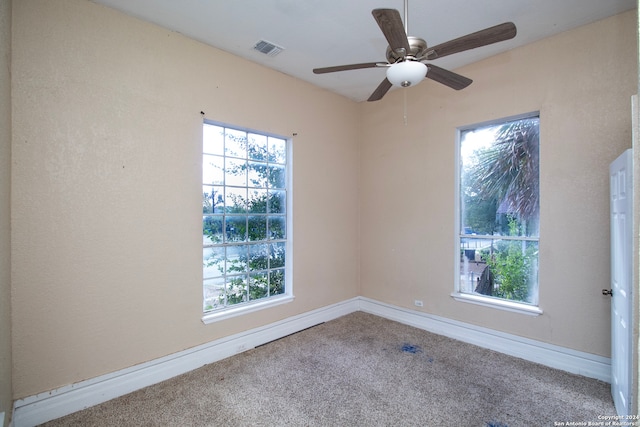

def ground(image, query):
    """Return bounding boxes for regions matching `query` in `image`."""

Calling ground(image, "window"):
[202,122,291,320]
[455,113,540,314]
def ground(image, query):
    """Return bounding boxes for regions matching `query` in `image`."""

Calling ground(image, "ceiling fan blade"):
[426,22,517,60]
[372,9,411,56]
[313,62,383,74]
[426,64,472,90]
[367,78,393,102]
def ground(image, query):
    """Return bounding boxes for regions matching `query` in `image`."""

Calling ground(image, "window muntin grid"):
[203,123,288,313]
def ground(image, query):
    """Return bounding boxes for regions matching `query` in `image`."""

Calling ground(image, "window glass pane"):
[249,272,269,300]
[213,187,224,213]
[203,186,224,214]
[248,189,267,214]
[225,158,247,187]
[249,243,268,270]
[203,215,223,244]
[248,133,268,161]
[269,164,286,189]
[225,216,247,242]
[204,277,225,311]
[225,187,246,213]
[270,242,286,269]
[268,190,286,214]
[226,245,247,273]
[460,117,539,238]
[268,216,285,240]
[248,216,267,241]
[248,161,267,188]
[461,239,538,305]
[269,269,285,296]
[203,247,225,278]
[203,124,224,156]
[203,154,224,186]
[268,137,286,164]
[202,186,214,214]
[226,275,248,305]
[225,128,247,158]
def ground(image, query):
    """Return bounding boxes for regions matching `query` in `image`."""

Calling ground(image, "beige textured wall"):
[360,10,637,357]
[11,0,360,398]
[1,0,12,422]
[9,0,637,403]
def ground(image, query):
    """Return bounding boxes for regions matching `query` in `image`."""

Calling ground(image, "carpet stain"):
[399,343,435,362]
[486,422,508,427]
[401,343,422,354]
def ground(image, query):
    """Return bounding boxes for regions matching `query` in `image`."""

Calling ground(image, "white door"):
[610,148,633,416]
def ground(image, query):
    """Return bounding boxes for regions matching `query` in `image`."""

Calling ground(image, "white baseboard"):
[11,298,359,427]
[356,297,611,383]
[12,297,611,426]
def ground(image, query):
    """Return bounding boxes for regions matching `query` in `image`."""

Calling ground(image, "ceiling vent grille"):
[253,40,284,57]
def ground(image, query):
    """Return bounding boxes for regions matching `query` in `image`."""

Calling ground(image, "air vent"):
[253,40,284,57]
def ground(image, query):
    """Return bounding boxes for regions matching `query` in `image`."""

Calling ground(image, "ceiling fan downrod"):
[404,0,408,35]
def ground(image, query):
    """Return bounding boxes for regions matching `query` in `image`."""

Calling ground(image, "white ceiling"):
[91,0,636,102]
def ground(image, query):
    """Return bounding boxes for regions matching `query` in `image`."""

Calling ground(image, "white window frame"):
[201,121,293,324]
[452,112,542,316]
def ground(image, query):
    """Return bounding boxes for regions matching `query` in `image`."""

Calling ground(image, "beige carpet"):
[42,312,616,426]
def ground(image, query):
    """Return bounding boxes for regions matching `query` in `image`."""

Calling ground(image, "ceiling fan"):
[312,1,517,101]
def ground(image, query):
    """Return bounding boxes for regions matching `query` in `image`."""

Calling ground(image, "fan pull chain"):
[403,88,408,126]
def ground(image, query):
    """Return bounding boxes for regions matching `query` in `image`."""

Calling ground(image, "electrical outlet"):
[414,300,423,307]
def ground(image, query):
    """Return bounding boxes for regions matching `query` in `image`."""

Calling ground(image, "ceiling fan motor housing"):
[386,36,429,63]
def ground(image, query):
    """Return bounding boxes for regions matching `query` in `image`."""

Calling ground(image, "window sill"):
[202,295,294,324]
[451,292,542,316]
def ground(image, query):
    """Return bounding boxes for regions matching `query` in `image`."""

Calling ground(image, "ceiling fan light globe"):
[386,61,427,88]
